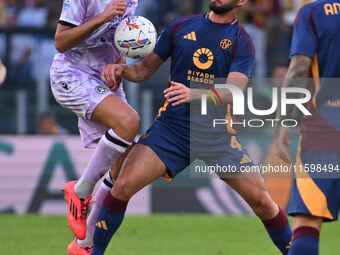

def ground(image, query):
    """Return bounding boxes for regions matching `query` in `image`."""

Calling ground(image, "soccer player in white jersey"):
[50,0,139,254]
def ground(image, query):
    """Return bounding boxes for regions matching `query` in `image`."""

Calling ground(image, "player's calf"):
[223,177,292,254]
[288,226,319,255]
[246,186,292,255]
[288,215,322,255]
[92,192,129,255]
[248,190,278,220]
[262,206,292,255]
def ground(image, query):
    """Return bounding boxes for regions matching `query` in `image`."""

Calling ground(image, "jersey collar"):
[205,12,238,27]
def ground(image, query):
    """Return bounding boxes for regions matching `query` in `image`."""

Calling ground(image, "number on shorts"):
[231,136,242,151]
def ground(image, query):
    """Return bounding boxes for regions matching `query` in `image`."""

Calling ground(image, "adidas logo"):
[184,32,197,41]
[240,154,252,164]
[285,240,292,249]
[70,198,77,220]
[96,220,108,230]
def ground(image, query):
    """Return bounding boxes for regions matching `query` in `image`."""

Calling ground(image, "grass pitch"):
[1,214,339,255]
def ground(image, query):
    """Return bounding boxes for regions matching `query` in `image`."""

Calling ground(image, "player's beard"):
[209,0,239,15]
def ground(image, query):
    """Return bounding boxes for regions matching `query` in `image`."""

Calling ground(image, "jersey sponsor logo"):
[183,32,197,41]
[187,70,215,85]
[64,0,71,8]
[324,3,340,15]
[326,99,340,108]
[95,85,108,94]
[220,38,232,50]
[193,48,214,70]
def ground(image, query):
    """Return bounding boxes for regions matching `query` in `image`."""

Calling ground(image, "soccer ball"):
[114,16,157,59]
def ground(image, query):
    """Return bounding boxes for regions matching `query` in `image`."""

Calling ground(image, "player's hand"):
[100,0,127,23]
[275,126,292,164]
[101,64,124,91]
[164,81,190,106]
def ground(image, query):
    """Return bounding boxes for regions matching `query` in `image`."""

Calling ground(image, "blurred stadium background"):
[0,0,339,254]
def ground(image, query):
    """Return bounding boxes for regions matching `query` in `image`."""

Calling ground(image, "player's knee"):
[120,112,141,138]
[113,178,135,201]
[250,192,276,218]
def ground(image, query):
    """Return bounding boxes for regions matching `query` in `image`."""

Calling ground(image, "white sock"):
[74,176,96,199]
[77,231,94,247]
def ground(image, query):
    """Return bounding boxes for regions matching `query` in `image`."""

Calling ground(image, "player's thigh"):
[92,94,140,130]
[112,144,167,200]
[51,67,139,130]
[291,215,323,231]
[202,135,277,216]
[138,120,190,179]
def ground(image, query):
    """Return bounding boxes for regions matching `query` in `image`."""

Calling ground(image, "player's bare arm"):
[0,58,7,85]
[101,51,165,90]
[275,54,312,163]
[283,54,312,88]
[164,72,249,106]
[55,0,127,53]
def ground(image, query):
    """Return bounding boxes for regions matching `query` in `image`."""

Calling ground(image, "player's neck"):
[208,9,238,24]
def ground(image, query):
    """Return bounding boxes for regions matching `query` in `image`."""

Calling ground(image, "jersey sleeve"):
[59,0,88,26]
[153,27,172,61]
[290,6,317,59]
[153,19,180,61]
[229,31,255,78]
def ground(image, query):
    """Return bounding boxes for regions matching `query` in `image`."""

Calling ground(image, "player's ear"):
[237,0,248,7]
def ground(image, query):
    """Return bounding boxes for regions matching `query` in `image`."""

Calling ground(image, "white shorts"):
[50,66,129,148]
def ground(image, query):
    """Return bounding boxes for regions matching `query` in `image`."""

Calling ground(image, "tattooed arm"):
[283,54,312,88]
[280,54,312,120]
[275,54,312,163]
